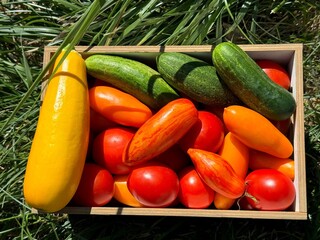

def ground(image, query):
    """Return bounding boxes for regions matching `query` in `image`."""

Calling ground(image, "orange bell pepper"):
[223,105,293,158]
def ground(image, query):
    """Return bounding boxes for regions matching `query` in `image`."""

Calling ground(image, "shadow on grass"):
[68,214,308,240]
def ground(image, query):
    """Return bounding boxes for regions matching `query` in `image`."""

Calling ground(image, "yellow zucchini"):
[23,48,90,212]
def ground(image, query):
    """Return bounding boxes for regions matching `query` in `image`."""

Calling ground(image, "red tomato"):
[178,166,215,209]
[72,163,114,207]
[202,105,229,134]
[92,127,135,175]
[127,163,180,207]
[245,169,295,211]
[202,105,224,121]
[154,144,191,172]
[256,60,291,90]
[179,111,224,153]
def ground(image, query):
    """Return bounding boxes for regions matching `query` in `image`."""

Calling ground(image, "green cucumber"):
[85,55,180,109]
[156,52,239,107]
[212,42,296,121]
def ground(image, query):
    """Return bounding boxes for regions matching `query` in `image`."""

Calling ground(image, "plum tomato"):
[127,163,180,207]
[154,144,191,172]
[92,127,135,175]
[178,166,215,209]
[72,163,114,207]
[179,111,224,153]
[256,59,291,90]
[245,169,295,211]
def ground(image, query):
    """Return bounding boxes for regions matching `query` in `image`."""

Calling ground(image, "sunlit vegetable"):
[223,105,293,158]
[123,98,198,166]
[187,148,245,199]
[23,47,90,212]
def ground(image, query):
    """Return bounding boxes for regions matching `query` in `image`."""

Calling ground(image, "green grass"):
[1,0,320,239]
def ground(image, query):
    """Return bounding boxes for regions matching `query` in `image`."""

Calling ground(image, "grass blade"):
[0,0,106,134]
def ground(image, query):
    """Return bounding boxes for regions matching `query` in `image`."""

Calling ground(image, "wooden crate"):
[35,44,307,220]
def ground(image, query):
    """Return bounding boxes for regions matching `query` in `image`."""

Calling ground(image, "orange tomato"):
[249,149,295,180]
[223,105,293,158]
[214,132,249,209]
[89,86,152,128]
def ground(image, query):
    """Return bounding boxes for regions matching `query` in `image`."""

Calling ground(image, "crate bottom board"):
[32,207,307,220]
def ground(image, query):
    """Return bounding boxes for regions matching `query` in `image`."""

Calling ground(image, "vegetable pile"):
[23,42,297,213]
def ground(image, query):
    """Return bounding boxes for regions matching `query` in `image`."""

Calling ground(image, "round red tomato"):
[179,111,224,153]
[256,59,291,90]
[92,127,135,175]
[127,163,180,207]
[72,163,114,207]
[154,144,191,172]
[245,169,295,211]
[178,166,215,209]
